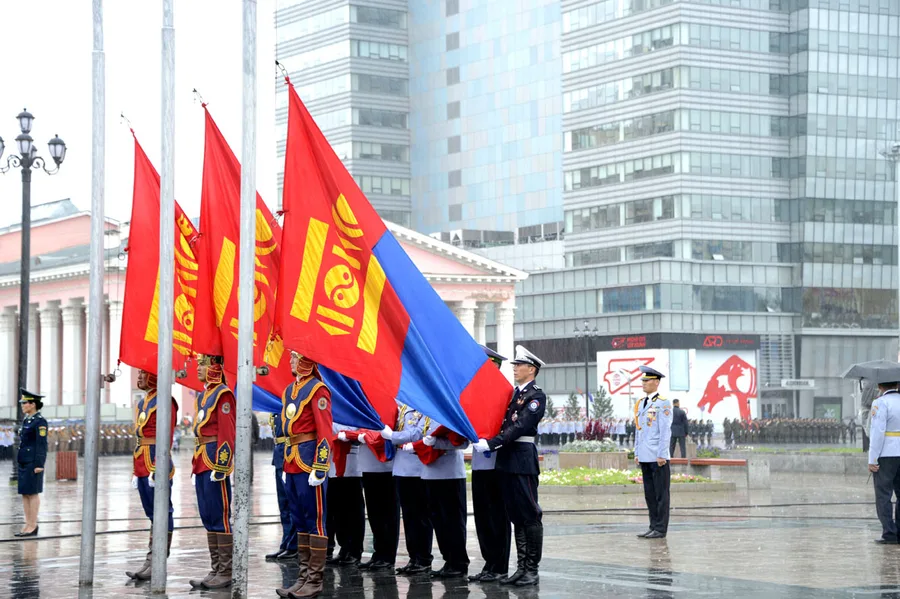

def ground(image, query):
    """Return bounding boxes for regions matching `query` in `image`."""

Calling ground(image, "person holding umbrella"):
[15,389,48,537]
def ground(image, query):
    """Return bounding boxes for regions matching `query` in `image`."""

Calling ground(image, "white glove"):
[131,475,138,490]
[423,435,436,447]
[473,439,490,453]
[357,433,367,445]
[191,474,196,485]
[282,471,287,484]
[380,425,393,440]
[402,443,414,453]
[338,431,348,442]
[308,471,326,487]
[148,473,155,488]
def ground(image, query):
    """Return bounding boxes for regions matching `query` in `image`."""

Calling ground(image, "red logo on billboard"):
[611,335,648,350]
[603,357,654,394]
[703,335,724,347]
[697,355,757,421]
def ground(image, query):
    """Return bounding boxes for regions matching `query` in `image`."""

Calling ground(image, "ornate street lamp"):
[1,109,67,480]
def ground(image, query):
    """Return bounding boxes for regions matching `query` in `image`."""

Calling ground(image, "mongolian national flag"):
[119,134,203,392]
[193,108,384,427]
[275,79,512,440]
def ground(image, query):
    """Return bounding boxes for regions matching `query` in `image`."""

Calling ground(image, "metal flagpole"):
[78,0,105,585]
[232,0,258,594]
[151,0,176,591]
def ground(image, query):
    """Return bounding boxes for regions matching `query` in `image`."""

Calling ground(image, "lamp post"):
[880,143,900,356]
[573,320,598,418]
[0,109,67,480]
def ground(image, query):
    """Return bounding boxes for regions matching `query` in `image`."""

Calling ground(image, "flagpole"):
[151,0,176,591]
[232,0,258,595]
[78,0,105,585]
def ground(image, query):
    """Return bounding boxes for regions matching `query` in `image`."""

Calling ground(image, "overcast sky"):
[0,0,277,228]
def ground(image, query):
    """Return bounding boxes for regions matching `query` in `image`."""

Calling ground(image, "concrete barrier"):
[670,457,770,489]
[727,451,868,475]
[558,452,630,471]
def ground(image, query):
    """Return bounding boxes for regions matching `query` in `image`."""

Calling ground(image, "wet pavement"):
[0,451,898,598]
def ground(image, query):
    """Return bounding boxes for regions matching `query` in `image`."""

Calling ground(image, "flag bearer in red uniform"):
[188,354,236,590]
[276,351,333,599]
[125,369,179,580]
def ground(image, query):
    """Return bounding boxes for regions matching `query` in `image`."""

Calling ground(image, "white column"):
[39,303,62,405]
[0,308,17,407]
[474,304,487,345]
[108,300,133,407]
[27,304,39,392]
[496,299,516,382]
[62,300,85,405]
[456,299,476,338]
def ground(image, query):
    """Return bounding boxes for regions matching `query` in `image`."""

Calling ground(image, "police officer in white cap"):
[634,365,673,539]
[474,345,545,587]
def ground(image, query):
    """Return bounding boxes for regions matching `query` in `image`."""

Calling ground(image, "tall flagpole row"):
[233,0,258,595]
[78,0,105,585]
[151,0,176,591]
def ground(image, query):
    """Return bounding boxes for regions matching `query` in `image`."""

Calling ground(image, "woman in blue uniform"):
[16,389,48,537]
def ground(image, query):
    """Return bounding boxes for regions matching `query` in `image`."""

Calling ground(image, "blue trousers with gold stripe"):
[195,474,232,533]
[284,441,327,536]
[137,476,174,532]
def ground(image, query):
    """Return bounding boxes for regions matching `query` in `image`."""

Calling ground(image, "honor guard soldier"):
[867,380,900,544]
[126,369,179,580]
[469,347,511,584]
[381,403,432,575]
[327,424,365,566]
[634,366,673,539]
[266,411,298,562]
[276,351,333,599]
[189,354,236,590]
[474,345,546,587]
[15,389,47,537]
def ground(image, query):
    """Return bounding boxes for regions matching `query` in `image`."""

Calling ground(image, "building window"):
[350,40,408,62]
[354,175,410,196]
[449,204,462,221]
[353,108,407,129]
[446,66,460,86]
[447,101,460,119]
[448,170,462,188]
[350,5,407,29]
[351,74,408,96]
[446,0,459,16]
[446,32,459,51]
[352,142,409,162]
[448,135,461,154]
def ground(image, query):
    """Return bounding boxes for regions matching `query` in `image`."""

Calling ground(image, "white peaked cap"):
[510,345,545,368]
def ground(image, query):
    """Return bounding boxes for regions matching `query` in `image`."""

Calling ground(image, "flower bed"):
[539,467,711,486]
[561,439,620,453]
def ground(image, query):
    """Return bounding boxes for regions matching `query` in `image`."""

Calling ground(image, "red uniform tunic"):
[192,383,236,477]
[132,390,178,478]
[282,376,333,477]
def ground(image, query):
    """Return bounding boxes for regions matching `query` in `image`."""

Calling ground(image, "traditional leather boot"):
[499,526,527,585]
[133,531,174,581]
[203,533,233,589]
[277,533,310,598]
[514,523,543,587]
[189,532,219,588]
[125,533,153,580]
[290,534,327,598]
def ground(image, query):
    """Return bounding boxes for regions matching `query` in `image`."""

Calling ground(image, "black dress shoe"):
[644,530,666,539]
[468,572,487,582]
[500,569,525,585]
[396,562,412,574]
[18,527,38,538]
[405,563,432,575]
[430,567,446,578]
[277,549,298,561]
[439,568,466,579]
[514,571,539,587]
[875,538,898,544]
[367,560,394,571]
[337,555,360,567]
[358,559,375,570]
[265,549,284,561]
[479,572,503,582]
[636,529,653,538]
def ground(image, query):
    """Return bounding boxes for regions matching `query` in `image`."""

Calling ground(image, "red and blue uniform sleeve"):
[310,386,333,480]
[213,389,236,477]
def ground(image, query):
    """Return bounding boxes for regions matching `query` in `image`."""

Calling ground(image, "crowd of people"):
[723,417,857,446]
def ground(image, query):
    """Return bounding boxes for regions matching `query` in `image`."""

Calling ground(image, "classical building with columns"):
[0,200,526,421]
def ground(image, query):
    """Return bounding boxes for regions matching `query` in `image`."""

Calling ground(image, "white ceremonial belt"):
[515,436,535,443]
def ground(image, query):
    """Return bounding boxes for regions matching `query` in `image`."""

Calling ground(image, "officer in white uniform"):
[633,366,673,539]
[868,380,900,544]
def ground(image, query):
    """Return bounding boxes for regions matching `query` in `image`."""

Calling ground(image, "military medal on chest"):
[286,403,297,419]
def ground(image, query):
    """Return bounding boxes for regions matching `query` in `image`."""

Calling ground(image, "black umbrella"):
[841,359,900,384]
